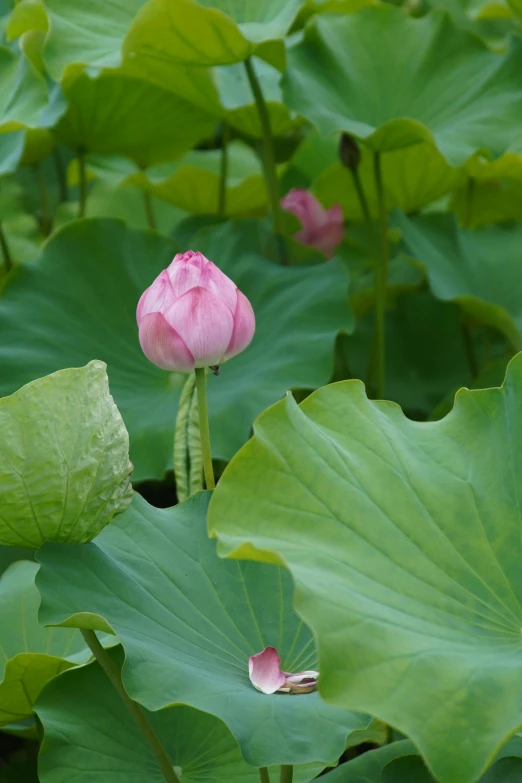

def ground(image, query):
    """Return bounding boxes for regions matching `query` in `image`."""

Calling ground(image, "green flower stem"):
[53,148,68,204]
[143,189,156,231]
[78,149,88,219]
[373,151,389,400]
[350,167,372,227]
[80,630,180,783]
[350,165,376,392]
[465,177,475,228]
[259,768,271,783]
[194,367,215,489]
[0,222,13,274]
[35,165,51,237]
[280,766,293,783]
[244,57,286,265]
[218,121,230,217]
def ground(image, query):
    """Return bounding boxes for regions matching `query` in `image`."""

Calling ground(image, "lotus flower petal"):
[138,312,195,373]
[249,647,286,694]
[168,250,238,314]
[166,287,234,367]
[224,290,256,361]
[282,189,344,258]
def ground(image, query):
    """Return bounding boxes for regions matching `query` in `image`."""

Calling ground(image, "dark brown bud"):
[338,132,361,171]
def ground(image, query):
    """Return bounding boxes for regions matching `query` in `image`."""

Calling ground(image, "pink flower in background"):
[249,647,319,695]
[137,250,255,372]
[281,189,344,258]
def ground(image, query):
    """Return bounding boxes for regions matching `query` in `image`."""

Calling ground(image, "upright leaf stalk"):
[373,151,389,400]
[218,121,230,217]
[80,630,180,783]
[244,57,286,264]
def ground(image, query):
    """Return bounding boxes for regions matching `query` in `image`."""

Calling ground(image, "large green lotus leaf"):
[43,0,145,80]
[380,738,522,783]
[96,142,269,216]
[282,6,522,165]
[300,738,522,782]
[294,0,377,29]
[320,741,417,782]
[425,0,516,48]
[6,0,48,41]
[382,754,522,783]
[209,351,522,783]
[123,0,306,72]
[342,290,474,416]
[214,58,296,138]
[0,560,92,725]
[37,649,323,783]
[0,546,33,576]
[454,148,522,226]
[62,157,188,231]
[0,130,24,173]
[84,180,187,234]
[55,69,218,167]
[19,127,54,166]
[0,176,42,266]
[0,218,351,481]
[315,142,465,219]
[343,244,424,319]
[396,213,522,350]
[452,178,522,227]
[121,48,223,115]
[36,492,368,767]
[430,356,511,423]
[0,361,133,548]
[0,41,62,132]
[289,131,339,183]
[466,148,522,181]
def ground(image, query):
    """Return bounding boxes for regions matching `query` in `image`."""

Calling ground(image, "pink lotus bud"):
[281,189,344,259]
[248,646,319,695]
[137,250,255,372]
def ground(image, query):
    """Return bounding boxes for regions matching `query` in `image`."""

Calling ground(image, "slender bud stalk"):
[244,57,286,264]
[195,367,215,490]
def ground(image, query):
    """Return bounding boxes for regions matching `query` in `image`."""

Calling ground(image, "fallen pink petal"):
[249,647,287,694]
[249,647,319,695]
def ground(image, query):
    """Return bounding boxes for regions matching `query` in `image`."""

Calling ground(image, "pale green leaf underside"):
[125,142,268,216]
[43,0,146,79]
[124,0,305,70]
[209,352,522,783]
[56,70,218,167]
